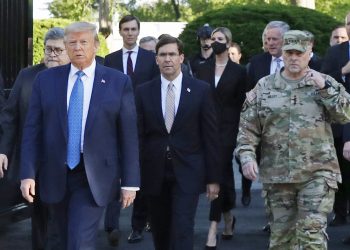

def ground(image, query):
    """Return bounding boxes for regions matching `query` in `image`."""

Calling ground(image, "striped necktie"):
[165,82,175,133]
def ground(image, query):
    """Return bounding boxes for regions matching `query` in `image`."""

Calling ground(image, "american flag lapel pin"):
[101,78,106,84]
[187,88,191,93]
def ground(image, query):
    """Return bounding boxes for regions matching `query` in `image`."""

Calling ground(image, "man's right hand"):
[242,161,258,181]
[0,154,8,178]
[20,179,36,203]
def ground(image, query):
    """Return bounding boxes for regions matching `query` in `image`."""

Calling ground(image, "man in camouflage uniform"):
[235,30,350,250]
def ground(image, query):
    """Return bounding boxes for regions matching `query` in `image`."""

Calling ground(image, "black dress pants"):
[334,138,350,218]
[148,155,199,250]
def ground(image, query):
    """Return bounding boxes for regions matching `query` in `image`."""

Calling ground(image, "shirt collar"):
[69,59,96,79]
[272,56,283,61]
[161,72,183,91]
[122,45,139,54]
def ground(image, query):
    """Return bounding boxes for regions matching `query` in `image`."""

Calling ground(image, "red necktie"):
[127,51,133,76]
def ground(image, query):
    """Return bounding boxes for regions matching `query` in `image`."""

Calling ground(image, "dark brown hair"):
[156,36,184,55]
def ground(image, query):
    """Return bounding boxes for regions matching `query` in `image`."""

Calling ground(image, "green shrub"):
[33,18,109,65]
[179,4,342,64]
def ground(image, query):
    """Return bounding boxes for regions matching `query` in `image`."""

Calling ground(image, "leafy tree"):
[48,0,96,21]
[179,4,341,64]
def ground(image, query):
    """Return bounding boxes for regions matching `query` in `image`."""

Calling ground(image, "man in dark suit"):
[104,15,159,89]
[19,22,140,250]
[0,27,70,250]
[104,15,159,245]
[247,21,290,90]
[136,35,220,250]
[321,11,350,245]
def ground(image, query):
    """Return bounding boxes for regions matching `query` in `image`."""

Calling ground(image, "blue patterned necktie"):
[275,58,282,73]
[67,71,84,169]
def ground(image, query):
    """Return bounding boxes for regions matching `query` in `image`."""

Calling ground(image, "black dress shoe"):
[128,230,143,243]
[205,246,216,250]
[241,195,251,207]
[221,216,236,240]
[343,235,350,245]
[107,229,120,247]
[329,215,347,227]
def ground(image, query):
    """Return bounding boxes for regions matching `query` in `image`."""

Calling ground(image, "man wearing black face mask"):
[190,24,214,77]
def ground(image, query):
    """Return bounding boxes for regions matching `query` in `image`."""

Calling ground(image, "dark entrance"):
[0,0,33,90]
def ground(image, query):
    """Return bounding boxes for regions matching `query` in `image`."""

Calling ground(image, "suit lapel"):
[57,64,70,142]
[84,64,108,135]
[171,76,191,132]
[116,50,124,72]
[134,48,143,75]
[151,78,167,132]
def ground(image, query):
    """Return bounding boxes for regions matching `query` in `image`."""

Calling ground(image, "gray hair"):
[44,27,65,45]
[264,21,290,36]
[139,36,158,45]
[64,22,99,43]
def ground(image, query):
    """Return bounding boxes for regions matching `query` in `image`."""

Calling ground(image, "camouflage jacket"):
[235,71,350,183]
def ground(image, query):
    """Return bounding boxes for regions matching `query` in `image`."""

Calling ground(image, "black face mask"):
[211,41,227,55]
[201,44,211,50]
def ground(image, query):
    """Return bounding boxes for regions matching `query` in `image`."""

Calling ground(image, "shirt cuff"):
[121,186,140,191]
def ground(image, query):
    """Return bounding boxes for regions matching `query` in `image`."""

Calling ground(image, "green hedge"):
[179,4,342,64]
[33,18,109,65]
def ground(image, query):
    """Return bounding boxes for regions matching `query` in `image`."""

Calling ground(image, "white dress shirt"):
[122,46,139,74]
[270,56,284,74]
[67,60,96,152]
[161,72,183,118]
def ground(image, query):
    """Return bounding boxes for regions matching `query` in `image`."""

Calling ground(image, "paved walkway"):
[0,166,349,249]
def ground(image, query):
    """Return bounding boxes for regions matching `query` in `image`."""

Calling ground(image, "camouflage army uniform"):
[236,71,350,250]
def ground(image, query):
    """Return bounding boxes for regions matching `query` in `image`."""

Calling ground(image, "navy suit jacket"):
[104,47,159,88]
[247,52,272,91]
[135,75,221,195]
[20,63,140,206]
[0,63,47,181]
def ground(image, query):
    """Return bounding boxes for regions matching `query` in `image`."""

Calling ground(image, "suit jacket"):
[196,59,246,147]
[321,42,350,141]
[104,47,159,89]
[20,63,140,206]
[0,71,5,110]
[309,53,323,71]
[135,75,220,195]
[0,64,47,181]
[247,52,272,91]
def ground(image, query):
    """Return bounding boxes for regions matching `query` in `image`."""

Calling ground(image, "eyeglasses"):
[44,47,65,56]
[157,52,180,59]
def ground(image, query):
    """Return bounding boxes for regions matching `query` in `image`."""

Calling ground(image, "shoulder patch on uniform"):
[246,90,256,103]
